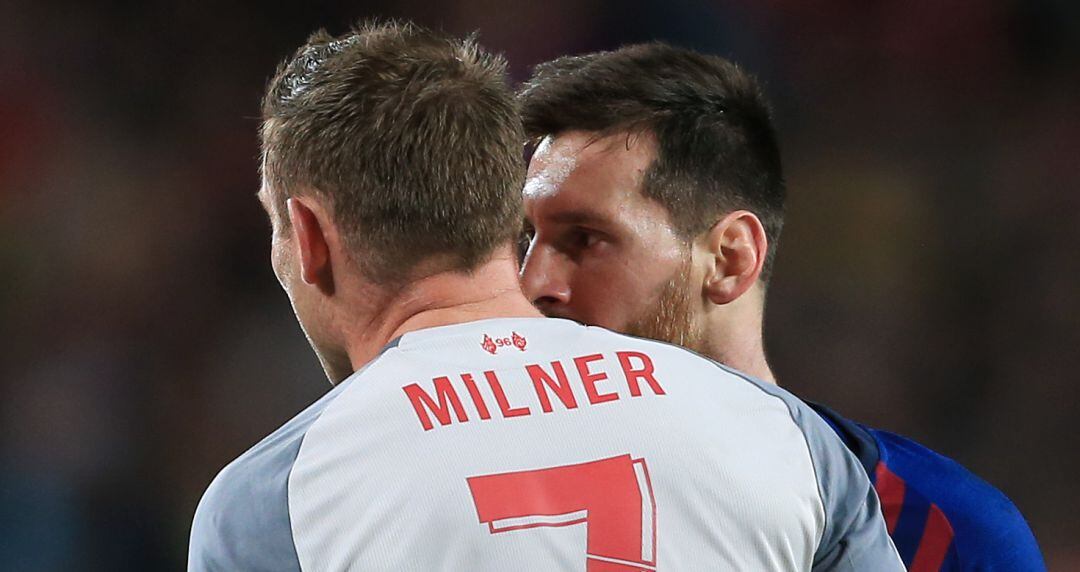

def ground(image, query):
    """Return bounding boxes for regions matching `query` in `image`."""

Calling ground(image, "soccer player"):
[516,43,1046,571]
[188,22,903,571]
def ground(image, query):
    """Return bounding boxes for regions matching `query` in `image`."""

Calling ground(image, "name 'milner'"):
[402,351,665,431]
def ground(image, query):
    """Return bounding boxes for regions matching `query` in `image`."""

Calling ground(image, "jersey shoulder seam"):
[284,346,402,567]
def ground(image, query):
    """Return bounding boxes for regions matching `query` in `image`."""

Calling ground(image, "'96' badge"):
[481,332,527,354]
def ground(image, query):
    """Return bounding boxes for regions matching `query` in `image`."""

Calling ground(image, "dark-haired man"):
[187,22,902,571]
[518,43,1045,571]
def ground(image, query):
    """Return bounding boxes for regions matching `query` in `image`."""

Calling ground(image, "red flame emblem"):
[511,331,527,351]
[481,334,497,355]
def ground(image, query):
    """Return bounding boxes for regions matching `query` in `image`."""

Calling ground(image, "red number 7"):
[467,454,657,571]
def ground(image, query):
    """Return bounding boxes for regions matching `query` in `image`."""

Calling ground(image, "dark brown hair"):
[520,43,786,282]
[261,21,525,284]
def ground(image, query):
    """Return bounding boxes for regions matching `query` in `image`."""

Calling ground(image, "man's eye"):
[517,223,535,263]
[568,229,599,251]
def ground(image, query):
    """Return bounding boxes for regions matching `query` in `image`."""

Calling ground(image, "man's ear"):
[701,210,767,305]
[286,197,335,295]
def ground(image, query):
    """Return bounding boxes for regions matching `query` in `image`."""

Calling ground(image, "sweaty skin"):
[521,131,770,370]
[521,132,698,331]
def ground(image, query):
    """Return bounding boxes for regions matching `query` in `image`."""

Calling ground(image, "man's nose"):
[519,246,572,311]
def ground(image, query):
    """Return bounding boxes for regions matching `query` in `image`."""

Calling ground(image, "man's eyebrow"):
[547,209,609,226]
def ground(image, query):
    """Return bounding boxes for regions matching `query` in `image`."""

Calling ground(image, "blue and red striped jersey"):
[809,403,1046,571]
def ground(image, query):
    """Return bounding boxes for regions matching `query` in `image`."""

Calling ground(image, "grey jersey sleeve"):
[188,348,391,572]
[720,365,906,571]
[187,429,304,572]
[187,376,357,572]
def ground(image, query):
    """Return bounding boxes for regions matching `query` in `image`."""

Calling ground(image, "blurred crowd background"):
[1,0,1077,569]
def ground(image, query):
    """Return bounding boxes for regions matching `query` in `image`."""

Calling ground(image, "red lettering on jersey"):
[527,361,578,413]
[403,376,468,431]
[616,351,665,397]
[406,351,667,431]
[575,354,618,405]
[484,371,531,418]
[461,373,492,420]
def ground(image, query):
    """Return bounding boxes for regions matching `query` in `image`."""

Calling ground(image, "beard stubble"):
[623,254,708,355]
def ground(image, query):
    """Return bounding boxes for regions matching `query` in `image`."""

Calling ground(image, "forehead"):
[524,130,658,220]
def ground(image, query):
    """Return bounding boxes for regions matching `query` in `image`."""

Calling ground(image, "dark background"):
[2,0,1077,569]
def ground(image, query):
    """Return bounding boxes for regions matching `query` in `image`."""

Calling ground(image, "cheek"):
[569,255,670,328]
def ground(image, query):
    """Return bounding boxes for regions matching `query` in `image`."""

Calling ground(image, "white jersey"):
[189,317,903,571]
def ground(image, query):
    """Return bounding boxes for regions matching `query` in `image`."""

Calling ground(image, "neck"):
[701,285,777,385]
[342,247,542,370]
[703,330,775,384]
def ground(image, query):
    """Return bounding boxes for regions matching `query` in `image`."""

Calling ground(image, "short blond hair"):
[262,21,525,284]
